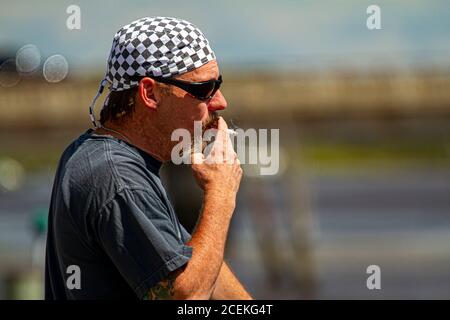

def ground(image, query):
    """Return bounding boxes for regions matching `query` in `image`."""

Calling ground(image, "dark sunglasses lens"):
[209,84,220,98]
[190,81,216,99]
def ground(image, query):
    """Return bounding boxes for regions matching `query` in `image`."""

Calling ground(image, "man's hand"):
[144,117,243,300]
[191,117,242,200]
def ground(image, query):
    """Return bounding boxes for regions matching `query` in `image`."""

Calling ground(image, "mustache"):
[202,111,220,131]
[181,112,219,157]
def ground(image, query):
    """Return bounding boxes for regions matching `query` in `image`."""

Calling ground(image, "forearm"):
[211,262,253,300]
[173,191,235,299]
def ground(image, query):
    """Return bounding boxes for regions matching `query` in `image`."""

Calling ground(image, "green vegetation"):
[2,139,449,174]
[294,141,450,171]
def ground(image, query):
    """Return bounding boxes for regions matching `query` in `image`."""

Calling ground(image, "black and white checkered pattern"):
[89,17,216,127]
[106,16,216,91]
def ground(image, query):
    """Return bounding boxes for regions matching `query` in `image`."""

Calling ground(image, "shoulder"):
[58,135,164,211]
[100,139,163,192]
[69,136,156,180]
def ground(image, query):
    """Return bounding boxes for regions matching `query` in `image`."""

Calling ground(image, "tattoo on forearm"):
[143,277,176,300]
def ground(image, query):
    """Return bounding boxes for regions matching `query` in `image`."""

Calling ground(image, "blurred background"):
[1,0,450,299]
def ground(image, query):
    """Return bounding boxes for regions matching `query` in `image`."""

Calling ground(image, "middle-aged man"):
[45,16,252,300]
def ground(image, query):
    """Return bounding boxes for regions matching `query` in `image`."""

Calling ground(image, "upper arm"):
[142,267,184,300]
[94,188,193,299]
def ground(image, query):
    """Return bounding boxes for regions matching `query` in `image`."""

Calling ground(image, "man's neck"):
[94,123,169,163]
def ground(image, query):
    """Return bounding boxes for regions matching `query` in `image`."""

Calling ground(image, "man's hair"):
[99,88,138,125]
[99,83,173,125]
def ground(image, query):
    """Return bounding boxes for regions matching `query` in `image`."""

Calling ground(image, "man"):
[45,16,252,300]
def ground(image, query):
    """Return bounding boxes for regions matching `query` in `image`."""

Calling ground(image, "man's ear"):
[138,77,158,110]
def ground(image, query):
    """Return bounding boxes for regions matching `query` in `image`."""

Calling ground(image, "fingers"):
[215,117,237,163]
[195,117,239,165]
[191,151,205,165]
[216,120,229,154]
[217,116,229,131]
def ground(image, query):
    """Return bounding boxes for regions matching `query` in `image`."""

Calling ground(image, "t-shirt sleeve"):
[179,222,192,243]
[94,187,193,299]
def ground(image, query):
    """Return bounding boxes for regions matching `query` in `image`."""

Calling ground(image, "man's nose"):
[207,90,227,111]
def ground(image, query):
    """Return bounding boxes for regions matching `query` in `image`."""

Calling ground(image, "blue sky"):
[1,0,449,74]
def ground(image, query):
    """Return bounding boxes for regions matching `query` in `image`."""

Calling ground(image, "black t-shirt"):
[45,129,192,300]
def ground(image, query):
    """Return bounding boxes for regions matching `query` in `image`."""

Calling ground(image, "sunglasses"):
[131,74,222,101]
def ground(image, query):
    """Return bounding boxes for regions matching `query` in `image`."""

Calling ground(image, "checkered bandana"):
[89,16,216,127]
